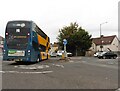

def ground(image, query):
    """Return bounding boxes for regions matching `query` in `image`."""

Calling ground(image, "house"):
[49,42,59,54]
[90,35,120,53]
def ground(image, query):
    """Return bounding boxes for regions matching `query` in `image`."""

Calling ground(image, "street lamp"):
[100,22,108,51]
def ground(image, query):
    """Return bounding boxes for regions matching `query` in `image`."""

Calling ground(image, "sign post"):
[63,39,67,58]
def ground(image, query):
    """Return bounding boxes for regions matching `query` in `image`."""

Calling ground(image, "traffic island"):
[58,57,71,62]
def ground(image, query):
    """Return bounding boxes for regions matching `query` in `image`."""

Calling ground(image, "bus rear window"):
[5,28,30,50]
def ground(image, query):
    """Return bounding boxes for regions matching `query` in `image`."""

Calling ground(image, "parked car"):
[67,52,72,57]
[57,50,64,56]
[50,52,57,57]
[97,51,117,59]
[97,52,106,58]
[57,50,73,57]
[94,51,103,57]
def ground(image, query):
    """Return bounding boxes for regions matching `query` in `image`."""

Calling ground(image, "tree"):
[57,22,92,56]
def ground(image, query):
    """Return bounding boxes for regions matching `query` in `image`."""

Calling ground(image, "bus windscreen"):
[5,28,30,50]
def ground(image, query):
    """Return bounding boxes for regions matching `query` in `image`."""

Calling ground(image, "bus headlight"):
[3,50,6,54]
[28,50,30,53]
[28,50,31,55]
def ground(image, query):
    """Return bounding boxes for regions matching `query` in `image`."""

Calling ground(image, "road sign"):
[63,39,67,45]
[63,39,67,57]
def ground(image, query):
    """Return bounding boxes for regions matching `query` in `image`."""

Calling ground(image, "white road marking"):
[15,65,50,70]
[37,65,50,69]
[0,71,5,73]
[52,64,64,68]
[19,66,37,70]
[1,70,53,74]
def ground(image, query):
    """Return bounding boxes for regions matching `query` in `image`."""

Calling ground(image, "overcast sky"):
[0,0,119,43]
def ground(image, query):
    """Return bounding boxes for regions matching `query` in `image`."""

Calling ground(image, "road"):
[1,56,119,89]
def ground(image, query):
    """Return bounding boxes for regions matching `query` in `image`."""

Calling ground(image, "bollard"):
[62,53,65,59]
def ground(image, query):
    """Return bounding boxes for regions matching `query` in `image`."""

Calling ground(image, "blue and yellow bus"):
[3,20,50,62]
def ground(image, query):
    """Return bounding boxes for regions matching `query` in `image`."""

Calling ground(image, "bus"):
[3,20,50,62]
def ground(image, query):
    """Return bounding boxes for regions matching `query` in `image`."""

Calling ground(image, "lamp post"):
[100,22,107,51]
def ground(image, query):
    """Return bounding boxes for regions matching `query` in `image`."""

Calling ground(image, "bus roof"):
[6,20,50,41]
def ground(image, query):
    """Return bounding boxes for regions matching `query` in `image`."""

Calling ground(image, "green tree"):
[57,22,92,56]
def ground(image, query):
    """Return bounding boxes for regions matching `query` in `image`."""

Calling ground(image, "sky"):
[0,0,119,43]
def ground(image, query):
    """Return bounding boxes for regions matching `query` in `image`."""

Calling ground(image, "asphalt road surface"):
[1,56,119,89]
